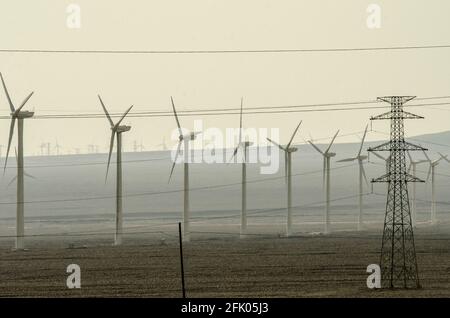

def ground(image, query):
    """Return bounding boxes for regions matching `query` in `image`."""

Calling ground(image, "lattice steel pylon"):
[368,96,427,289]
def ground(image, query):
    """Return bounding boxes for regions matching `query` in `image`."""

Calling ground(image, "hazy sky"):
[0,0,449,155]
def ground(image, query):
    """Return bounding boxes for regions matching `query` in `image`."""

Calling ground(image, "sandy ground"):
[1,222,450,298]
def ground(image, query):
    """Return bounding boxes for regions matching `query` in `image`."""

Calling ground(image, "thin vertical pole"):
[16,118,24,250]
[287,151,292,236]
[412,164,417,227]
[358,160,363,231]
[240,144,247,238]
[325,156,331,234]
[115,132,123,245]
[183,139,190,242]
[178,222,186,298]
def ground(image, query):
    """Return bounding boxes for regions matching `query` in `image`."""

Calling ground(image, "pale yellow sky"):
[0,0,449,155]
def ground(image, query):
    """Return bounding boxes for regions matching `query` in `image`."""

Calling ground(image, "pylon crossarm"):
[377,96,416,104]
[368,141,390,152]
[370,111,423,121]
[371,174,390,183]
[403,141,428,151]
[368,141,427,152]
[405,174,425,183]
[370,111,392,121]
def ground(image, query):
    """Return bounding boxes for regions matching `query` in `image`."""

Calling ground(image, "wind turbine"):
[168,97,201,242]
[266,120,302,237]
[308,130,339,234]
[406,151,428,226]
[54,139,62,156]
[98,95,133,246]
[1,72,34,250]
[337,125,369,231]
[157,137,168,151]
[423,151,446,225]
[229,98,253,238]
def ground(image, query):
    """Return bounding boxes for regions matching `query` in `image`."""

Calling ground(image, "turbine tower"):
[308,130,339,234]
[1,72,35,250]
[406,151,428,226]
[422,151,446,225]
[267,121,302,237]
[229,98,253,238]
[168,97,201,242]
[368,96,425,289]
[337,125,369,231]
[98,95,133,246]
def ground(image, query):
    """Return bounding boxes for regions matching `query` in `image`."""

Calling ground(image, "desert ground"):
[1,222,449,298]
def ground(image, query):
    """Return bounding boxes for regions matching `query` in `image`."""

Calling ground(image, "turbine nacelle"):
[114,125,132,133]
[180,131,201,141]
[13,110,35,119]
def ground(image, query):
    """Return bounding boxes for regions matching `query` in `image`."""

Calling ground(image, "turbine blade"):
[98,95,114,127]
[422,150,431,162]
[0,72,15,112]
[371,151,386,161]
[406,151,413,162]
[361,162,369,187]
[357,125,368,157]
[7,176,17,188]
[287,120,302,149]
[438,152,449,162]
[171,96,183,136]
[168,141,182,183]
[24,171,36,179]
[16,91,34,114]
[105,131,115,183]
[325,130,339,154]
[228,146,239,164]
[115,105,133,127]
[337,157,356,163]
[4,118,16,172]
[308,140,324,155]
[426,164,432,182]
[267,138,286,152]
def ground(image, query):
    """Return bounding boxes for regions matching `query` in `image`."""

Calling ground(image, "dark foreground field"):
[0,226,450,297]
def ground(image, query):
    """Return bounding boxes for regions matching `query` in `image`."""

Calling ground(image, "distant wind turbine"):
[98,95,133,246]
[423,151,446,224]
[1,72,35,250]
[267,120,302,237]
[308,130,339,234]
[406,151,428,226]
[337,125,369,231]
[168,97,201,242]
[229,98,253,238]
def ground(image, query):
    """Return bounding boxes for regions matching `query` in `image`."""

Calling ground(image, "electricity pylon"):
[368,96,426,289]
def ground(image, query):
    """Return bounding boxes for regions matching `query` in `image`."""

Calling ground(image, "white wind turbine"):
[98,95,133,246]
[1,72,34,250]
[406,151,428,226]
[267,121,302,237]
[337,125,369,231]
[308,130,339,234]
[229,98,253,238]
[423,151,446,225]
[168,97,201,242]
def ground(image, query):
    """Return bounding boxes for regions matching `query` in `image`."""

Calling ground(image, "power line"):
[0,162,358,205]
[2,101,450,121]
[1,44,450,54]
